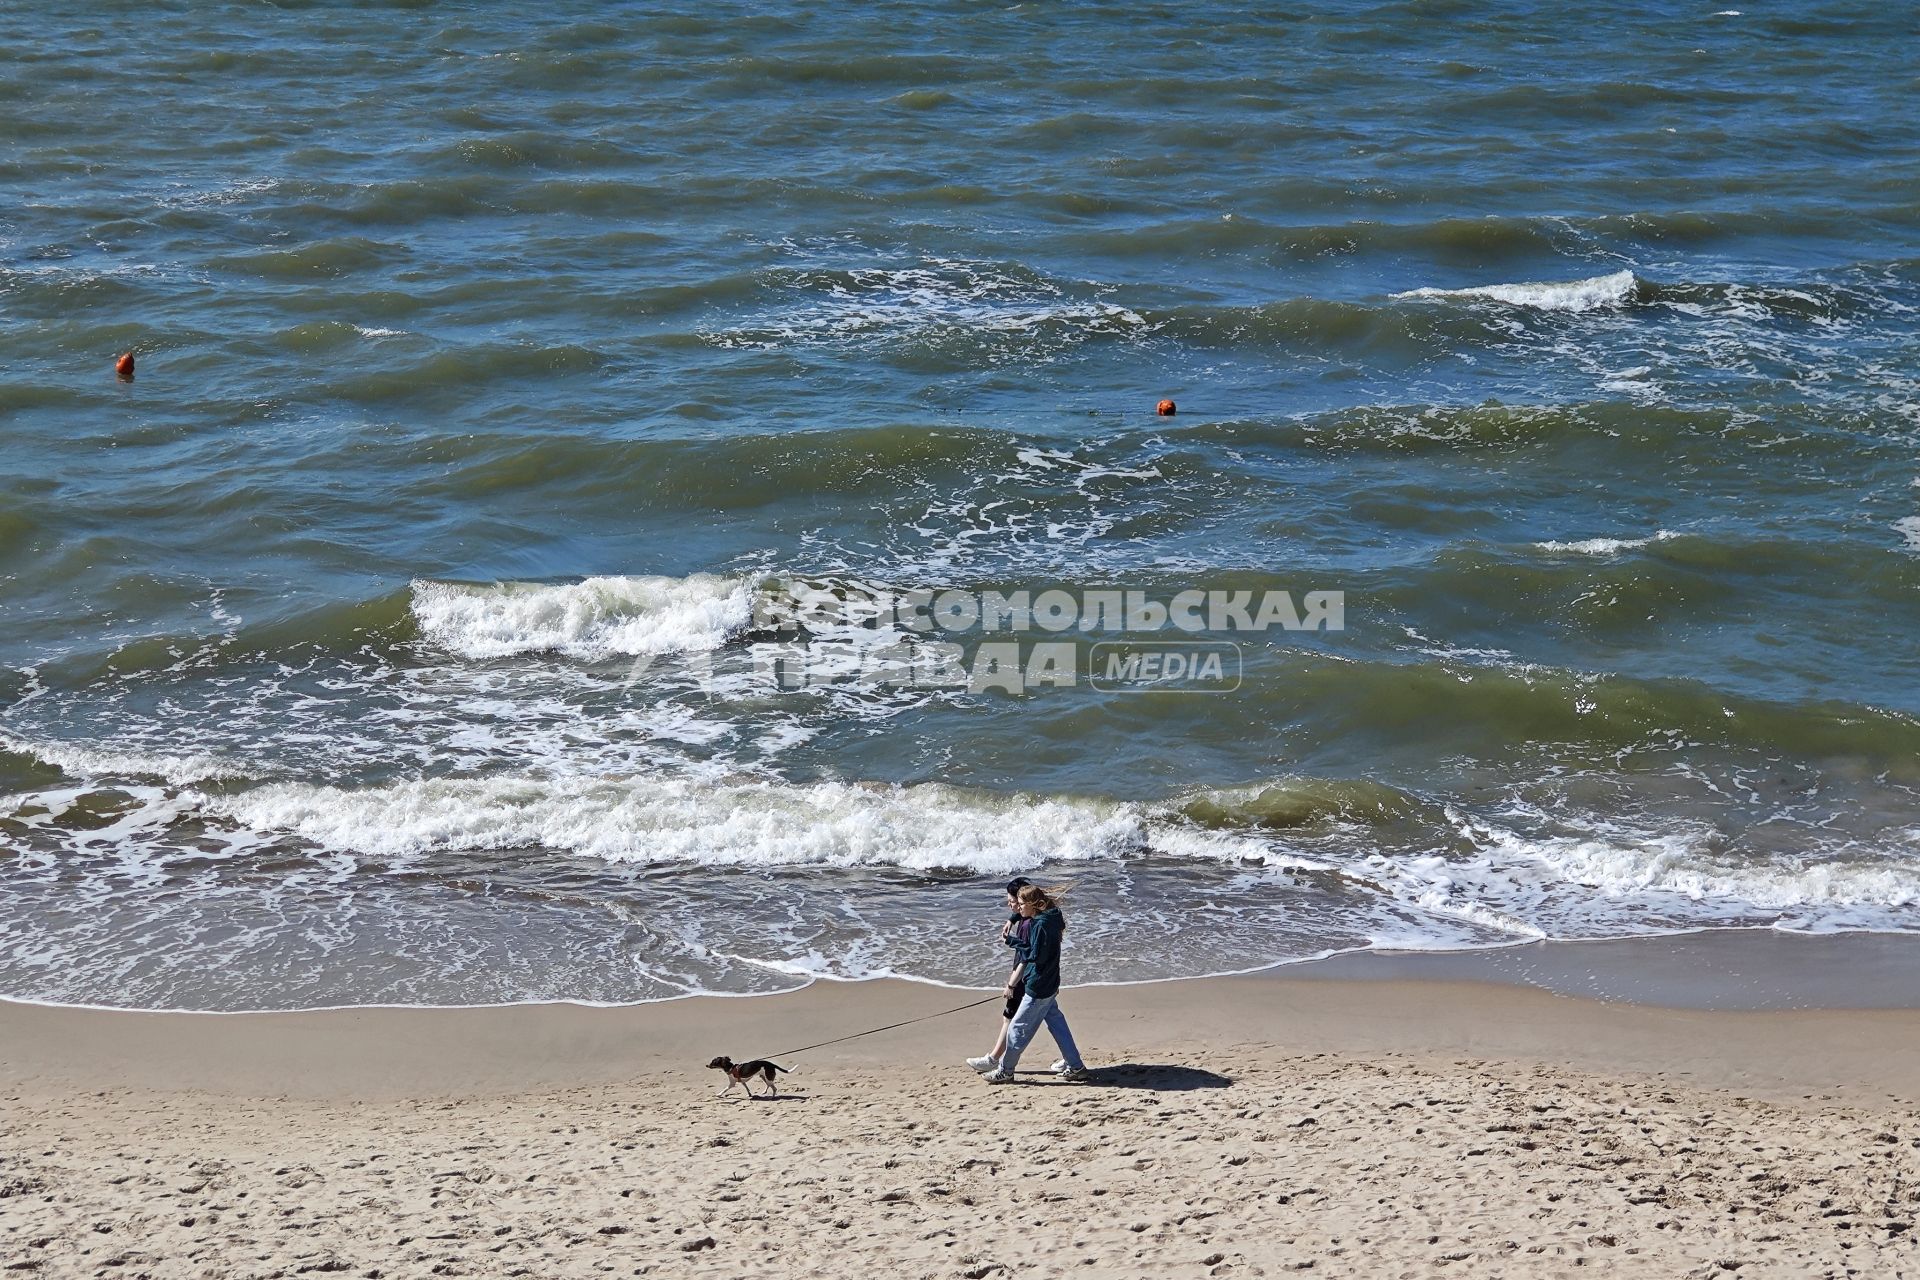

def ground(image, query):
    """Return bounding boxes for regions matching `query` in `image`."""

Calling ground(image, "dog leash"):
[762,993,1002,1061]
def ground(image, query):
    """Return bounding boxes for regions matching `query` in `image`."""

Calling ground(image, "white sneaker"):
[965,1055,999,1074]
[982,1070,1017,1084]
[1049,1059,1069,1074]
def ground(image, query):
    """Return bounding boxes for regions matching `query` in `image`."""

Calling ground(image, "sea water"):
[3,1,1919,1008]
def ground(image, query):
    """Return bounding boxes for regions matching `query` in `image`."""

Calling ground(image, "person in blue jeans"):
[983,883,1088,1083]
[966,877,1035,1074]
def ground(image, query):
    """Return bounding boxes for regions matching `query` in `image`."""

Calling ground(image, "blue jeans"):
[1000,993,1083,1074]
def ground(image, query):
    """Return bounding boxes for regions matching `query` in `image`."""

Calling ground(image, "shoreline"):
[3,921,1920,1020]
[8,930,1920,1105]
[10,924,1920,1019]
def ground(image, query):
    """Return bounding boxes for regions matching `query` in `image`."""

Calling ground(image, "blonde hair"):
[1016,882,1070,912]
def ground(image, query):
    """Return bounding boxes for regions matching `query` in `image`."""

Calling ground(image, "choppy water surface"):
[4,2,1920,1008]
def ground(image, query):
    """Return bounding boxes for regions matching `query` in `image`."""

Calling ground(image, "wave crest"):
[409,574,757,660]
[1393,269,1644,312]
[202,773,1285,873]
[0,733,242,786]
[1535,530,1681,556]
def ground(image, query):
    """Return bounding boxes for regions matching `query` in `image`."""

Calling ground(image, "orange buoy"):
[1156,398,1176,416]
[115,352,135,379]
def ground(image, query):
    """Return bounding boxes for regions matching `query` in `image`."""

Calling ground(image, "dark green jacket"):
[1022,907,1066,999]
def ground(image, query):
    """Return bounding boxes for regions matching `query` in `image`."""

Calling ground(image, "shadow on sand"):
[716,1092,812,1103]
[1022,1063,1232,1092]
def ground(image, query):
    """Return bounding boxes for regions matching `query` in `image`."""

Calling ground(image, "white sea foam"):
[1894,516,1920,554]
[1472,819,1920,913]
[15,735,1920,1012]
[201,773,1284,873]
[410,574,756,660]
[1407,883,1550,939]
[0,733,242,786]
[1394,269,1640,312]
[161,177,281,209]
[707,257,1147,351]
[1535,529,1679,556]
[77,745,1920,921]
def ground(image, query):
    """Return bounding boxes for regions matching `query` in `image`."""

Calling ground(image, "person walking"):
[983,883,1088,1083]
[967,878,1034,1074]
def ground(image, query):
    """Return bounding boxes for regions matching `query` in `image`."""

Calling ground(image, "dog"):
[706,1055,790,1099]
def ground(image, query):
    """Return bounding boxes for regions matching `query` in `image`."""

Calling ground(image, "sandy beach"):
[7,944,1920,1279]
[9,2,1920,1276]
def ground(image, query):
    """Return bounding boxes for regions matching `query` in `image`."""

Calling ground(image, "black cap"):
[1004,877,1032,896]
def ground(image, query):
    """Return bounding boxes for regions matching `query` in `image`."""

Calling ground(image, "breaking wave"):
[198,773,1285,873]
[1394,269,1646,312]
[409,574,758,660]
[1535,530,1682,556]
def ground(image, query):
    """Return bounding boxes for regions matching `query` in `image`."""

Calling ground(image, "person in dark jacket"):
[983,883,1088,1083]
[967,878,1035,1074]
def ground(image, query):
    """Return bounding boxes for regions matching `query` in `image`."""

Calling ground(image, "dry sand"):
[5,970,1920,1278]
